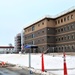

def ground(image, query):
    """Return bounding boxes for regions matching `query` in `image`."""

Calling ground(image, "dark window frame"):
[32,26,35,31]
[64,17,66,22]
[67,16,69,20]
[58,20,60,24]
[71,15,73,19]
[61,19,63,23]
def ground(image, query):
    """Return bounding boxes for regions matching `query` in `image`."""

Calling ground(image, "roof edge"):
[24,6,75,29]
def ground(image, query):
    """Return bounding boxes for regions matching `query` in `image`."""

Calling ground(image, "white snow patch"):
[0,54,75,75]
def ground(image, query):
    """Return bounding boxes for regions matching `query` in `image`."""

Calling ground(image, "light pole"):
[24,45,32,74]
[29,48,31,68]
[29,48,33,74]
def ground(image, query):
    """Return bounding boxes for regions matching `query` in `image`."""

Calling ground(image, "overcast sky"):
[0,0,75,46]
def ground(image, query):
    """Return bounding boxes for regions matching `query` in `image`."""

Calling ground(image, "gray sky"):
[0,0,75,46]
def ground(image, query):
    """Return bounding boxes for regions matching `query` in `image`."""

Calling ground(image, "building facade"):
[0,46,14,54]
[14,33,21,53]
[24,8,75,53]
[21,30,25,53]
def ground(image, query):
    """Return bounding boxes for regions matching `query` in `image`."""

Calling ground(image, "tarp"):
[24,45,38,48]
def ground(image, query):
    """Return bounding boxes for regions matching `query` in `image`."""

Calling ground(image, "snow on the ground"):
[49,69,75,75]
[0,54,75,75]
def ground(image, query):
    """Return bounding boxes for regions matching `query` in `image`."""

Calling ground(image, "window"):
[61,28,63,32]
[59,46,60,50]
[32,40,34,45]
[32,26,35,31]
[72,45,74,49]
[61,19,63,23]
[56,39,57,41]
[61,37,63,40]
[55,47,57,50]
[32,34,34,38]
[42,22,44,25]
[58,20,60,24]
[56,37,58,41]
[64,35,67,40]
[72,34,74,39]
[56,21,57,25]
[59,37,60,41]
[64,26,66,31]
[67,25,70,30]
[67,16,69,20]
[55,29,57,33]
[71,15,73,19]
[64,17,66,22]
[42,31,44,33]
[58,29,60,32]
[68,35,70,39]
[71,24,74,29]
[42,39,44,41]
[56,38,57,41]
[62,46,63,50]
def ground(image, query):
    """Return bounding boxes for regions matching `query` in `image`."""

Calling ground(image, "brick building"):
[24,7,75,53]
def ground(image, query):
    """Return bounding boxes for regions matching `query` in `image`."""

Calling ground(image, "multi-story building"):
[24,7,75,53]
[21,30,25,53]
[14,33,21,53]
